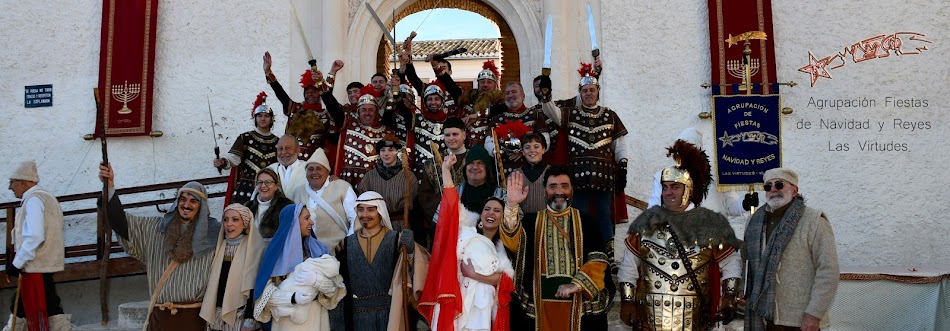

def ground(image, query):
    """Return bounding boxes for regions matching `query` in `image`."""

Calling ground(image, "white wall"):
[0,0,290,247]
[602,0,950,267]
[1,0,947,269]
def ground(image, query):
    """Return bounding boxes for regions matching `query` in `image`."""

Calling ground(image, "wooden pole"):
[401,146,411,230]
[94,88,111,326]
[5,206,14,280]
[491,129,507,188]
[11,277,22,331]
[429,142,444,188]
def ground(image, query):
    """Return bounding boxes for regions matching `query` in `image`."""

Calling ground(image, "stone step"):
[117,301,149,329]
[73,322,139,331]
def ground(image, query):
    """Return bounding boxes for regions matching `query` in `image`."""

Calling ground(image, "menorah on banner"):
[727,57,760,92]
[112,80,141,114]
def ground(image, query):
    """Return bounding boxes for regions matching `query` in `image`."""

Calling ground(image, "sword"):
[366,3,397,46]
[541,15,553,76]
[290,0,325,88]
[207,93,222,174]
[587,3,600,58]
[392,9,400,96]
[365,3,400,95]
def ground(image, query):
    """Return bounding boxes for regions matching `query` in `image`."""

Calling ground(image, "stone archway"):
[374,0,521,88]
[347,0,541,98]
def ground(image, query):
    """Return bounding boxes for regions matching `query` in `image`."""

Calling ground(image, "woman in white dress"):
[422,153,516,331]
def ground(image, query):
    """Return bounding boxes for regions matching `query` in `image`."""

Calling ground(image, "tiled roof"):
[396,38,500,60]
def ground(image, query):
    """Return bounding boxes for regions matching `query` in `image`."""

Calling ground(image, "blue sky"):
[393,9,500,41]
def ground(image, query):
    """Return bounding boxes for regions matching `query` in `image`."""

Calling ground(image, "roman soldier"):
[391,83,416,145]
[323,59,365,115]
[430,57,503,147]
[462,61,504,147]
[617,141,741,331]
[484,81,552,175]
[541,62,629,266]
[334,85,398,186]
[534,56,603,166]
[386,80,453,178]
[215,92,279,205]
[263,51,344,162]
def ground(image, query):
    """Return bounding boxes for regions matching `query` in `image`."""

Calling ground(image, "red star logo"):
[799,51,833,87]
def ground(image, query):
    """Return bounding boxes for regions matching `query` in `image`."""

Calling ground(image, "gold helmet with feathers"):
[660,140,712,208]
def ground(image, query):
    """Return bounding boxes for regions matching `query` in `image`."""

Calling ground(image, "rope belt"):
[156,302,201,315]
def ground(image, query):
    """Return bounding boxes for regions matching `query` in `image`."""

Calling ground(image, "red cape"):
[418,187,463,329]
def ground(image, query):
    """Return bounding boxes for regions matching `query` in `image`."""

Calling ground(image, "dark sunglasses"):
[763,180,785,191]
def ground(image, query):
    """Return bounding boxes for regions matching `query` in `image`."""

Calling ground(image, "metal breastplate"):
[413,115,445,163]
[290,104,339,161]
[232,132,279,202]
[340,120,394,185]
[567,107,615,153]
[497,110,538,127]
[634,229,714,331]
[466,106,491,146]
[567,107,618,190]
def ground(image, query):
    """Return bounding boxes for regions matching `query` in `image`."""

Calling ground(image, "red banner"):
[708,0,778,96]
[96,0,158,137]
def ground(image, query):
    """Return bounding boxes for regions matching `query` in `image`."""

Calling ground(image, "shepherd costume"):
[5,161,70,331]
[337,192,428,331]
[105,182,220,330]
[356,135,419,231]
[200,204,265,330]
[303,148,357,253]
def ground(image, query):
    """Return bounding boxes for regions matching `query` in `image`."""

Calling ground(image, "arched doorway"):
[373,0,522,88]
[346,0,540,100]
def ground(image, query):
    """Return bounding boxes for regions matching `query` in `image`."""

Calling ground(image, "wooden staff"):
[490,129,507,188]
[94,88,112,326]
[400,246,412,331]
[430,141,444,188]
[8,210,20,331]
[11,277,22,330]
[400,146,411,230]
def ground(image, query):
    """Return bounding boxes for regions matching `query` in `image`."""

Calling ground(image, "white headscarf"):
[352,191,392,233]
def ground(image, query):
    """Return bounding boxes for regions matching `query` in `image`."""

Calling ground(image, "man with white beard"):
[742,168,839,331]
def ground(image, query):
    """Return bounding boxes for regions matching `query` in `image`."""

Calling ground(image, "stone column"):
[287,0,323,100]
[322,0,350,104]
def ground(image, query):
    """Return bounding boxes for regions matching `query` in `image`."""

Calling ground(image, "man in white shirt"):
[267,135,308,204]
[5,160,70,330]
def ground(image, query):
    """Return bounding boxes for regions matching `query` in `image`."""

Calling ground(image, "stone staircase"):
[71,218,747,331]
[71,295,743,330]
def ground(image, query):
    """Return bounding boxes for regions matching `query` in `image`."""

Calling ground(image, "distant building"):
[389,38,502,92]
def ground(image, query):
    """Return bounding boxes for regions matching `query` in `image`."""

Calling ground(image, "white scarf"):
[306,183,348,233]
